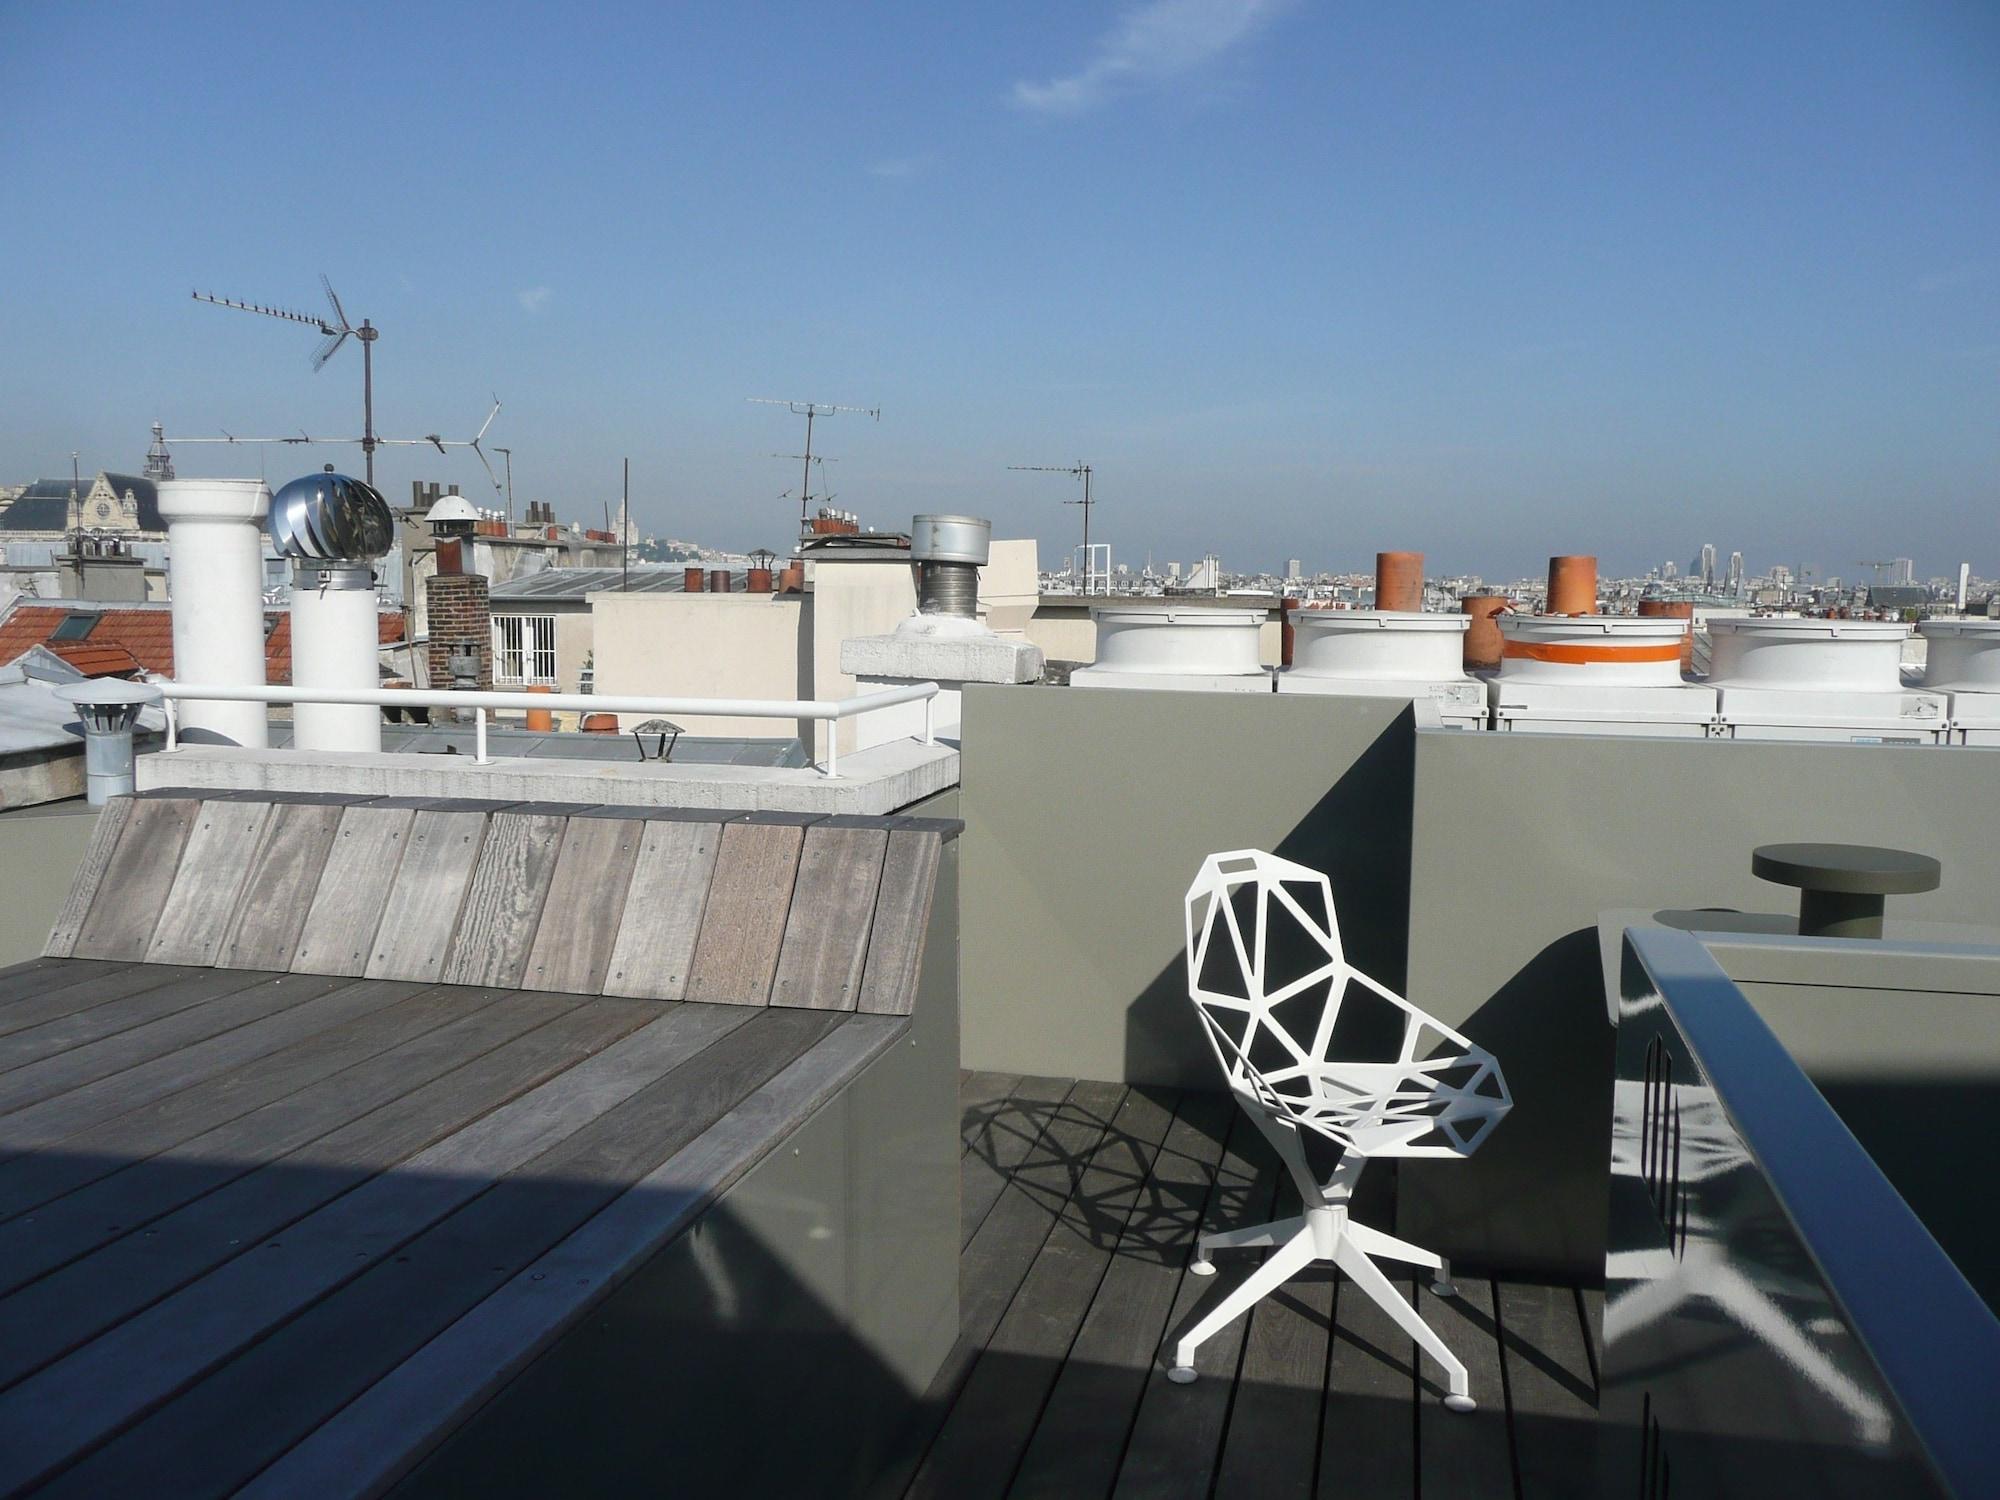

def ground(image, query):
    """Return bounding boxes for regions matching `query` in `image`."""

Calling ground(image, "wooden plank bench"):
[0,791,962,1498]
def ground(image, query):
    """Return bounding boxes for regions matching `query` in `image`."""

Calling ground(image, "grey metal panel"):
[601,819,721,1001]
[769,824,888,1011]
[70,795,199,961]
[144,800,275,966]
[520,815,642,995]
[42,799,133,958]
[215,803,346,971]
[291,807,415,977]
[440,814,567,988]
[365,809,489,984]
[685,821,805,1006]
[857,829,941,1017]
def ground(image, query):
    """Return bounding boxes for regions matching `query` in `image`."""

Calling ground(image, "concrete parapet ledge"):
[840,620,1044,685]
[136,737,960,815]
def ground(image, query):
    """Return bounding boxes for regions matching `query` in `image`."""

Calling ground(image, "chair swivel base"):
[1167,1212,1476,1411]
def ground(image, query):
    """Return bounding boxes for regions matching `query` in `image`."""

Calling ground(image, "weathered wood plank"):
[521,815,644,995]
[0,973,347,1117]
[0,978,419,1153]
[907,1086,1177,1500]
[958,1071,1022,1156]
[70,796,198,961]
[0,963,170,1039]
[600,818,722,1000]
[1110,1108,1285,1500]
[144,801,275,966]
[0,966,237,1077]
[1211,1180,1332,1500]
[1007,1090,1234,1500]
[1496,1280,1598,1498]
[959,1074,1074,1249]
[364,809,489,984]
[291,807,415,977]
[867,1080,1126,1500]
[0,995,686,1494]
[1317,1270,1419,1499]
[238,1014,910,1500]
[440,813,567,988]
[0,980,442,1224]
[0,989,596,1373]
[215,803,346,971]
[13,1007,822,1499]
[42,800,134,957]
[770,824,889,1011]
[1414,1274,1511,1500]
[857,829,943,1017]
[684,820,804,1005]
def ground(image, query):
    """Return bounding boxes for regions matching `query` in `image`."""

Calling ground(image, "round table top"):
[1751,842,1942,895]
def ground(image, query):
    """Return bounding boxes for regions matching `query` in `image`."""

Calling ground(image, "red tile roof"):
[0,602,406,683]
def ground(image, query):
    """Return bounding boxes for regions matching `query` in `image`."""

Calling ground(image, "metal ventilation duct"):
[269,472,395,565]
[910,514,990,618]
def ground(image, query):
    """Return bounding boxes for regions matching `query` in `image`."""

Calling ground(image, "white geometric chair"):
[1167,850,1512,1410]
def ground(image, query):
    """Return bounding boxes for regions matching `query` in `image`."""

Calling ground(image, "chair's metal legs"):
[1170,1225,1319,1382]
[1175,1215,1475,1409]
[1189,1214,1307,1276]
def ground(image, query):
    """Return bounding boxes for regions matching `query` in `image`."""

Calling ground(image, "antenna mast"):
[747,399,880,535]
[1010,462,1096,594]
[193,275,380,483]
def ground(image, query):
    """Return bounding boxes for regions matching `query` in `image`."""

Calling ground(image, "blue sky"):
[2,1,1995,580]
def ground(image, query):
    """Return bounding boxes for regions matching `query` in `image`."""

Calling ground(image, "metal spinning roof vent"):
[269,471,394,563]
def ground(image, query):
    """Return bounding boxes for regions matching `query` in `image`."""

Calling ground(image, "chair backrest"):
[1184,849,1510,1158]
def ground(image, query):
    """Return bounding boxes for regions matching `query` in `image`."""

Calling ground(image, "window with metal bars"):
[491,613,557,686]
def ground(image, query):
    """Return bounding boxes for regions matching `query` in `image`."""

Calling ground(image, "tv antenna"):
[1010,462,1096,594]
[164,398,505,497]
[747,399,879,533]
[193,276,381,483]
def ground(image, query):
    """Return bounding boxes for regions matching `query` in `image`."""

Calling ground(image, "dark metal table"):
[1751,842,1942,939]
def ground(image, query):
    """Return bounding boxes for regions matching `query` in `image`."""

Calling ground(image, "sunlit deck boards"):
[878,1073,1600,1500]
[0,957,909,1499]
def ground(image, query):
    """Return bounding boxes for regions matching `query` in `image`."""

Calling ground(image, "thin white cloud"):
[868,151,939,179]
[1011,0,1294,116]
[517,285,552,314]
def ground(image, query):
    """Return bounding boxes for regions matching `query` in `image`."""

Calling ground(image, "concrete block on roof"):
[839,627,1043,686]
[135,737,959,816]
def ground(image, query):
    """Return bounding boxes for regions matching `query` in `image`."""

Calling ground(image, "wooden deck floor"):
[0,958,907,1499]
[875,1073,1602,1500]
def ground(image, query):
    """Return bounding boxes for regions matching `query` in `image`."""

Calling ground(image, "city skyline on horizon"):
[2,2,1994,583]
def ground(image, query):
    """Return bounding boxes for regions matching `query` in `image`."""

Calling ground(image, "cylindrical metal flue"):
[1374,551,1424,613]
[911,513,991,620]
[708,569,732,594]
[746,568,774,594]
[1546,556,1598,615]
[55,680,160,805]
[1461,594,1510,671]
[270,472,395,754]
[1637,599,1696,670]
[779,563,805,593]
[684,567,706,593]
[1281,597,1300,667]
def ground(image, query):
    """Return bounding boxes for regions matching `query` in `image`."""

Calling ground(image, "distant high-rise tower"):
[1167,561,1182,581]
[1699,543,1717,589]
[1286,558,1302,581]
[143,422,174,482]
[1893,557,1915,586]
[1663,560,1678,581]
[1727,551,1743,592]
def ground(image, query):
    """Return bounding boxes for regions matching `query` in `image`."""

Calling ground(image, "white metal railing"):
[154,680,940,777]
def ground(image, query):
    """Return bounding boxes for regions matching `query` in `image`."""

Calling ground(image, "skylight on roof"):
[49,613,99,642]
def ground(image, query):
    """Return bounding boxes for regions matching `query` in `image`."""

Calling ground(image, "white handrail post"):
[474,706,489,766]
[923,692,935,746]
[824,720,839,778]
[164,696,179,753]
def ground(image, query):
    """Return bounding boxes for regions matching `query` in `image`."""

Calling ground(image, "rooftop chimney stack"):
[1545,555,1598,616]
[1374,551,1425,613]
[1460,593,1511,672]
[157,477,273,748]
[56,679,161,804]
[684,567,706,593]
[910,514,991,619]
[271,471,395,753]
